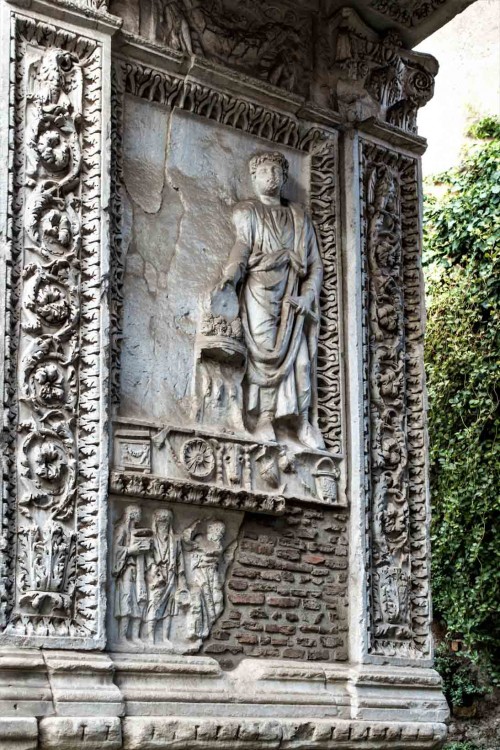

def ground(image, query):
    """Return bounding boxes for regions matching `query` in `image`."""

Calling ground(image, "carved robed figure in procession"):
[216,151,325,450]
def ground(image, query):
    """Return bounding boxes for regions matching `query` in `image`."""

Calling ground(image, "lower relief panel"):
[108,495,349,667]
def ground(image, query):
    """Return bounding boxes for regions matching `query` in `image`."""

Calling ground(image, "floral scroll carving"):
[1,16,105,643]
[361,141,431,659]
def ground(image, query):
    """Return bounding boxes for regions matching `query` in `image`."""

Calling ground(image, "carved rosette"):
[361,140,430,659]
[0,15,106,644]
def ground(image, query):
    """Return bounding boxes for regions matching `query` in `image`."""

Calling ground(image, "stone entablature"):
[0,0,472,747]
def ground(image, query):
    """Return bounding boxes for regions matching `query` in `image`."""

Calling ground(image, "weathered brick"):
[237,553,273,568]
[228,580,248,591]
[296,528,317,540]
[276,548,301,562]
[270,636,288,646]
[321,635,344,648]
[242,540,275,556]
[267,595,299,608]
[237,634,259,645]
[220,620,240,630]
[297,637,317,648]
[249,608,269,619]
[302,554,326,565]
[307,649,330,661]
[232,567,260,579]
[278,537,307,551]
[229,592,265,606]
[260,570,281,582]
[310,567,330,577]
[334,646,348,661]
[252,582,278,593]
[204,643,229,654]
[304,600,321,611]
[265,624,296,636]
[282,647,306,659]
[275,560,313,574]
[212,631,230,641]
[326,557,348,570]
[202,502,349,667]
[241,621,264,631]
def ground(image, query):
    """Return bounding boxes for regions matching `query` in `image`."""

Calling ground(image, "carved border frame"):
[0,11,108,647]
[359,137,431,661]
[109,57,344,455]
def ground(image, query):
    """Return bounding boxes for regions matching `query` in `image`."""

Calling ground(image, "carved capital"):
[324,8,438,133]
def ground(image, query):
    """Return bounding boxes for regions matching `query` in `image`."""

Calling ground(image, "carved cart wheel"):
[181,438,215,479]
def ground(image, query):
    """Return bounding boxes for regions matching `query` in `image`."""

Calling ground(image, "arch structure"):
[0,0,474,748]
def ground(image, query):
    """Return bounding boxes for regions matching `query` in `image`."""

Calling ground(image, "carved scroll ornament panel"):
[360,140,431,660]
[0,14,106,646]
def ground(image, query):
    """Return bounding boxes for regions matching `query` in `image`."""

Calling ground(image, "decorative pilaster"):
[0,0,118,649]
[359,139,431,661]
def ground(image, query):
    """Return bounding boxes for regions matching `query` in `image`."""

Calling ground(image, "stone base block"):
[0,651,448,749]
[39,717,122,750]
[0,718,38,750]
[121,717,447,749]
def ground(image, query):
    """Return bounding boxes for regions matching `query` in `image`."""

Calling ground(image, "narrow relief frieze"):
[0,14,106,644]
[361,140,430,660]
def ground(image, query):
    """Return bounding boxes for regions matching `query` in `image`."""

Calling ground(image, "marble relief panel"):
[108,497,243,653]
[119,100,308,427]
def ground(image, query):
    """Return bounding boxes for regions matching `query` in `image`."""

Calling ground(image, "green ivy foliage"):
[434,644,489,708]
[424,117,500,674]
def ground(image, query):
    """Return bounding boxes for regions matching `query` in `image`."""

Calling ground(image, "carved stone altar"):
[0,0,474,747]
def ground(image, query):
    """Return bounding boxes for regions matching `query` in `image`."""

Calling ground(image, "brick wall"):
[202,505,349,669]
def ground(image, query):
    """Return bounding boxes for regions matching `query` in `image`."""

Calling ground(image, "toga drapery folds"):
[223,198,323,425]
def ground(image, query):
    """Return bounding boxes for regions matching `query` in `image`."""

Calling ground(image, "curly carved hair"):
[249,151,289,183]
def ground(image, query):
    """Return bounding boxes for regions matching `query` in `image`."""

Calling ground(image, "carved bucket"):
[312,457,340,503]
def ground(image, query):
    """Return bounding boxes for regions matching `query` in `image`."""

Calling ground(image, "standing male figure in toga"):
[218,151,325,450]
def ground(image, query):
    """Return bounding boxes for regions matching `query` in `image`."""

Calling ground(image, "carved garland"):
[110,59,343,453]
[1,14,105,643]
[360,140,430,659]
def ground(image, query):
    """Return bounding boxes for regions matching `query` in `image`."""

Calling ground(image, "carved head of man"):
[125,505,142,528]
[206,520,225,544]
[249,151,289,199]
[153,509,173,536]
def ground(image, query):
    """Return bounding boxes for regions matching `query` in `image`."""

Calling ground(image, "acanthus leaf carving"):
[16,522,76,616]
[324,8,437,133]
